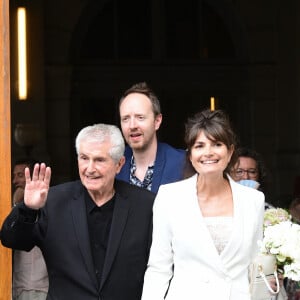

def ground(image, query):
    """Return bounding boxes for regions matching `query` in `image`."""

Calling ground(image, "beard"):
[127,132,156,153]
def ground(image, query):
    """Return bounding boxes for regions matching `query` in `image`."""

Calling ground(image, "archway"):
[69,0,251,178]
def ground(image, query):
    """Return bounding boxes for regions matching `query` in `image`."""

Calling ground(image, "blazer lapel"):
[71,186,98,289]
[192,193,229,275]
[151,143,165,191]
[219,177,244,263]
[191,175,243,275]
[100,191,130,289]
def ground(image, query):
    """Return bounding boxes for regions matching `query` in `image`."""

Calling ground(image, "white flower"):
[259,209,300,280]
[284,261,300,281]
[263,208,291,228]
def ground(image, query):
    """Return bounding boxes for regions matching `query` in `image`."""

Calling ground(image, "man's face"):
[12,164,28,189]
[119,93,162,152]
[77,139,124,194]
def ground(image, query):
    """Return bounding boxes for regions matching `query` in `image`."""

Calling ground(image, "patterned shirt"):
[129,156,154,191]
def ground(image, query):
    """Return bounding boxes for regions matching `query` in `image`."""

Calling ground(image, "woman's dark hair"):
[183,109,237,178]
[289,197,300,223]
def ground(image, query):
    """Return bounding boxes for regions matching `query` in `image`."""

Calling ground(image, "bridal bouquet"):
[259,208,300,281]
[263,208,291,228]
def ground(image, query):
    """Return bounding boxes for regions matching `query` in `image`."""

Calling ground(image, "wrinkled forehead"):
[78,138,112,154]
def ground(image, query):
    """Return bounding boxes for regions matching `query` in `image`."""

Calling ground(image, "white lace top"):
[204,216,233,255]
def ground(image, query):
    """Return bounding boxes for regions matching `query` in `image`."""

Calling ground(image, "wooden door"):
[0,0,12,299]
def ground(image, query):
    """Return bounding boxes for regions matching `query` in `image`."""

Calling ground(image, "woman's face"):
[230,156,258,181]
[189,130,233,175]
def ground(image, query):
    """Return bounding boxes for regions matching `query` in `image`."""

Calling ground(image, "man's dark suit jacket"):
[116,142,186,193]
[1,179,155,300]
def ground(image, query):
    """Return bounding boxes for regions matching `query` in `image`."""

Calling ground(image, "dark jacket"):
[116,142,186,193]
[1,179,155,300]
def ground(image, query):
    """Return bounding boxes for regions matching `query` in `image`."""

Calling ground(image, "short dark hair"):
[14,157,39,173]
[119,82,161,116]
[289,197,300,223]
[183,109,237,178]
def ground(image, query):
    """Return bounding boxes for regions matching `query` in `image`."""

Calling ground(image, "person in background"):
[229,147,274,209]
[12,158,49,300]
[289,197,300,224]
[141,109,265,300]
[12,158,39,205]
[117,82,186,193]
[230,148,287,299]
[1,124,155,300]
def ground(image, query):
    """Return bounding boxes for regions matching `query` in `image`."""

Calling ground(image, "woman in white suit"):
[142,109,265,300]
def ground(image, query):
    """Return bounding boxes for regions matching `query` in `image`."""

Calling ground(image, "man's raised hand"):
[24,163,51,210]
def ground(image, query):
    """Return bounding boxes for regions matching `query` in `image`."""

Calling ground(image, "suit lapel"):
[71,186,98,289]
[100,191,130,289]
[121,147,132,181]
[220,178,244,263]
[151,143,165,191]
[191,190,228,274]
[192,175,244,275]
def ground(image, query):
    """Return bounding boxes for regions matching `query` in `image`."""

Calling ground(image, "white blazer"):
[142,174,265,300]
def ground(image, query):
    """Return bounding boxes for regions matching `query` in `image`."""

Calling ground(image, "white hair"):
[75,124,125,162]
